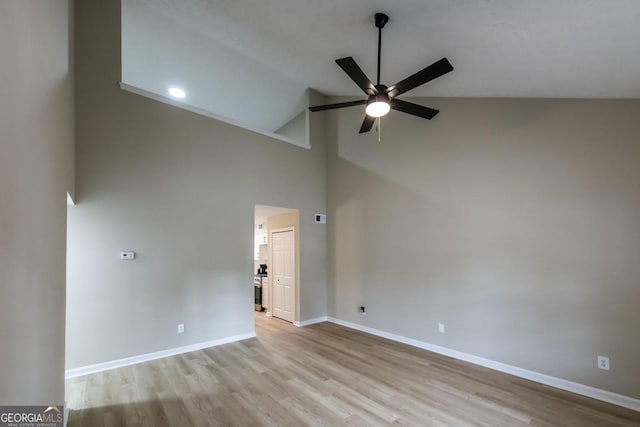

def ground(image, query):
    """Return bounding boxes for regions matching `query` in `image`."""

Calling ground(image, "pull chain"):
[377,117,382,143]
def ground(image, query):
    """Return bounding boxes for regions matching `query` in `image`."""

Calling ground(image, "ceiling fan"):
[309,13,453,134]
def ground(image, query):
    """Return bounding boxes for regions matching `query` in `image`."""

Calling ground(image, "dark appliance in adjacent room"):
[254,265,267,311]
[254,276,263,311]
[258,264,267,275]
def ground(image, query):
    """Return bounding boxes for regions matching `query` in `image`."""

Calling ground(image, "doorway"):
[254,205,299,324]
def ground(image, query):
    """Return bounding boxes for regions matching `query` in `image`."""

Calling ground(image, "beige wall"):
[0,0,74,404]
[66,0,326,369]
[326,97,640,399]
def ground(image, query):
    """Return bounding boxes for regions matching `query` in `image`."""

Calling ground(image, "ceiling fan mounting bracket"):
[374,13,389,29]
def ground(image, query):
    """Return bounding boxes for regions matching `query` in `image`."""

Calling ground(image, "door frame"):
[269,226,296,323]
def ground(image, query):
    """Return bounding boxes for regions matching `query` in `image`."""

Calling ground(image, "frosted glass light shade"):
[366,101,390,117]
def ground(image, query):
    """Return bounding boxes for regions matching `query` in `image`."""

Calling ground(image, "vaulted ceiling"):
[122,0,640,139]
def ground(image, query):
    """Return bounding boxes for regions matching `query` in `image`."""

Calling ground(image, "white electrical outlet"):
[438,323,445,334]
[177,324,185,334]
[597,356,610,370]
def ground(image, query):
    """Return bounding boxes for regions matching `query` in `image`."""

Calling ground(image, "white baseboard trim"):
[65,332,256,379]
[294,316,328,327]
[327,317,640,412]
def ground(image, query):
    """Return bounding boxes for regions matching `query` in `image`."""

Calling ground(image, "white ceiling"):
[122,0,640,136]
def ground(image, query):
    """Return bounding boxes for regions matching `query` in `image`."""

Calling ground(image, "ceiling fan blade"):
[386,58,453,99]
[390,99,439,120]
[309,99,366,112]
[336,57,377,95]
[359,115,376,133]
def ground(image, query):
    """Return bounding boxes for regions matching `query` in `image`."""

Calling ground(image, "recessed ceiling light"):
[168,87,186,99]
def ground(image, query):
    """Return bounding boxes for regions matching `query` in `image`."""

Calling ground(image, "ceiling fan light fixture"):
[307,12,453,133]
[366,94,390,117]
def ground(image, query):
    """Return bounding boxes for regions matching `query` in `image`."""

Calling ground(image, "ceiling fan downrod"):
[375,13,389,86]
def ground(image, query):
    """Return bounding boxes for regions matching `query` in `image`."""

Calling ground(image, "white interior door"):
[271,229,294,322]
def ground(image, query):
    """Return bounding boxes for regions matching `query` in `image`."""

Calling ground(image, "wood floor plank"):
[66,313,640,426]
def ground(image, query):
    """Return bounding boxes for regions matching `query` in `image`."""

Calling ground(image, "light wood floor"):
[66,313,640,426]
